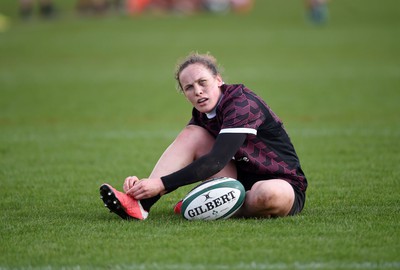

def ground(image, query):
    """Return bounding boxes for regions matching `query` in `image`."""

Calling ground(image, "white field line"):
[1,127,399,143]
[2,261,400,270]
[91,128,400,139]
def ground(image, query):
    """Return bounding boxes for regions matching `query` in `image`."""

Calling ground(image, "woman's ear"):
[216,74,223,87]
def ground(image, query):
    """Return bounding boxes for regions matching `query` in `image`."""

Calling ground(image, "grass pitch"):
[0,0,399,269]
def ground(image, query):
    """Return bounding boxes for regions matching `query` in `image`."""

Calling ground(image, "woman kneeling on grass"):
[100,52,308,220]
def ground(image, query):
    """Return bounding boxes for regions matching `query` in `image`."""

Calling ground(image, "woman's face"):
[179,63,223,113]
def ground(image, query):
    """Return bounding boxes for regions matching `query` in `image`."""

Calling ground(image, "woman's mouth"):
[197,98,208,104]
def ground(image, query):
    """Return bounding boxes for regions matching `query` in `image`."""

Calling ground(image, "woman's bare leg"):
[149,125,237,179]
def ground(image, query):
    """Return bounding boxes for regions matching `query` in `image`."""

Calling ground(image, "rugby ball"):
[181,177,245,220]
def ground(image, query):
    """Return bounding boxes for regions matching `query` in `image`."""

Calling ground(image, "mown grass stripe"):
[1,262,399,270]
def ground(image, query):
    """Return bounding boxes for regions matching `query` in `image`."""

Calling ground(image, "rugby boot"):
[100,183,148,220]
[173,199,183,215]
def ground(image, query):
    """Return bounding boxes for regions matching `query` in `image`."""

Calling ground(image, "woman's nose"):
[194,84,203,95]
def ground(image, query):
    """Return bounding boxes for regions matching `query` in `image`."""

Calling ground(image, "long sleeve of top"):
[160,132,247,191]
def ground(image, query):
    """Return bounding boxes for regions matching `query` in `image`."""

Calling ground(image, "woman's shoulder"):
[221,83,244,93]
[221,83,258,102]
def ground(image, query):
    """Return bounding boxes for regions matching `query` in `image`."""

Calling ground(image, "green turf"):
[1,0,399,269]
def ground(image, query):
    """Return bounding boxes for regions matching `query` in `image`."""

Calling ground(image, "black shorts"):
[236,169,306,216]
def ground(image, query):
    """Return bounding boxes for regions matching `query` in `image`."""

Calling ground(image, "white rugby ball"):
[181,177,245,220]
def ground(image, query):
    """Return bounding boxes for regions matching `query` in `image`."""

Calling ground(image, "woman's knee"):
[179,125,209,138]
[177,125,215,158]
[246,181,274,208]
[245,180,295,217]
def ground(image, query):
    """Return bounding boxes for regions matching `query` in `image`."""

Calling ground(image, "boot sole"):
[100,184,135,220]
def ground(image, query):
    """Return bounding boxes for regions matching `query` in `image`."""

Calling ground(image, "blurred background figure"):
[72,0,254,16]
[126,0,203,16]
[230,0,254,14]
[126,0,151,15]
[203,0,230,13]
[305,0,329,24]
[19,0,56,20]
[18,0,254,19]
[125,0,254,16]
[203,0,254,14]
[76,0,124,16]
[172,0,203,15]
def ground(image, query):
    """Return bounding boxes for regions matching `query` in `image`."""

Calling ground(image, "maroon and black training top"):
[161,84,307,194]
